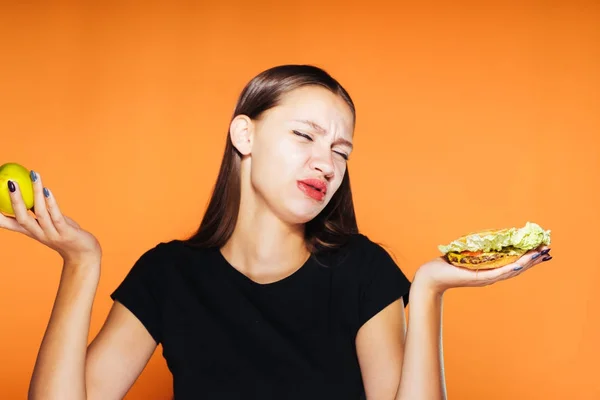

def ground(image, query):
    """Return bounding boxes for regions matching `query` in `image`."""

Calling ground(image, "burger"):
[438,222,551,270]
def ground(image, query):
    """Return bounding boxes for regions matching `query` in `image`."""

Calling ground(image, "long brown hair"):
[183,64,359,253]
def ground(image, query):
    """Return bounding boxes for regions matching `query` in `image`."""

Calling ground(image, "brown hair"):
[183,64,359,253]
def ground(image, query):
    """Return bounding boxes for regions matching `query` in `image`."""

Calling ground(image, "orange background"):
[1,1,598,399]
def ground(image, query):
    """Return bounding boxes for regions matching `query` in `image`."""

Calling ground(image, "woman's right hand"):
[0,170,102,267]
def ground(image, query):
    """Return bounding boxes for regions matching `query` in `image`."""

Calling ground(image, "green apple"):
[0,162,35,216]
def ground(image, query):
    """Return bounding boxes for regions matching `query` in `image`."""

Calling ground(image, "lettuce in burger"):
[438,222,551,269]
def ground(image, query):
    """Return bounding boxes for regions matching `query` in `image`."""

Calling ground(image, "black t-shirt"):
[110,233,411,400]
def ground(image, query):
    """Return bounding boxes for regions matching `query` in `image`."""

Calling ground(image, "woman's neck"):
[219,207,310,284]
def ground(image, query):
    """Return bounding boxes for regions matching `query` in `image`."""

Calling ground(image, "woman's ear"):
[229,115,253,156]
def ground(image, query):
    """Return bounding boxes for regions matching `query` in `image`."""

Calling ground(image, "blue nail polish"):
[513,265,524,271]
[532,253,541,260]
[30,170,37,182]
[43,188,50,198]
[7,180,15,193]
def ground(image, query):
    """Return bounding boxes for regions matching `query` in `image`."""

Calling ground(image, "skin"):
[0,85,552,400]
[221,85,355,283]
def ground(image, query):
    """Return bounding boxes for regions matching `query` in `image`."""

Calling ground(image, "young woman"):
[1,64,550,400]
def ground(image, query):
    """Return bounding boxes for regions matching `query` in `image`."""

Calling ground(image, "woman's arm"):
[0,176,157,400]
[355,276,446,400]
[394,248,550,400]
[394,276,446,400]
[28,260,101,399]
[28,259,158,400]
[356,297,407,399]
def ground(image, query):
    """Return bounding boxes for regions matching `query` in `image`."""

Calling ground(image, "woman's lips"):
[297,179,327,201]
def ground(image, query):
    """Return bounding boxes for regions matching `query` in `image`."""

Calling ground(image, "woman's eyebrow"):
[294,119,353,149]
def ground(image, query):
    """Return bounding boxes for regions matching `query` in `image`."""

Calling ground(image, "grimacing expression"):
[240,85,355,224]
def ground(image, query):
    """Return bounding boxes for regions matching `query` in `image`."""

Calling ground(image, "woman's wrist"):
[412,266,447,298]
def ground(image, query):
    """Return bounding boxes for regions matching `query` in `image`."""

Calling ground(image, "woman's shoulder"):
[139,238,215,257]
[128,238,210,270]
[339,232,396,257]
[116,239,218,290]
[315,232,400,269]
[134,239,185,262]
[328,233,411,311]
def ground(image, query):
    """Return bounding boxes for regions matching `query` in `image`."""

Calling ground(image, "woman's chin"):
[280,202,326,225]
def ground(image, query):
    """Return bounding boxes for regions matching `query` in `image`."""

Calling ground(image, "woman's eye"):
[293,130,349,160]
[293,130,313,141]
[333,151,349,161]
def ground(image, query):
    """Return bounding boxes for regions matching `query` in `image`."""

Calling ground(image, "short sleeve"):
[358,238,411,328]
[110,243,168,344]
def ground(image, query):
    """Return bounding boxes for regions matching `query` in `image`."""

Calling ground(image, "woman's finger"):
[63,215,80,229]
[495,246,552,281]
[42,187,69,235]
[7,180,45,239]
[514,246,551,273]
[0,212,36,238]
[467,247,550,285]
[29,171,60,240]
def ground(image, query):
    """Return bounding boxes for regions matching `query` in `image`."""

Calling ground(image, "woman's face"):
[234,85,355,225]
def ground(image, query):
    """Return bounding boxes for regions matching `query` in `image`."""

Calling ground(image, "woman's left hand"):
[413,246,552,295]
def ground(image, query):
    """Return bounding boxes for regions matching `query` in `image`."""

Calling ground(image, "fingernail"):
[532,253,541,260]
[43,187,50,198]
[30,170,38,182]
[7,180,15,193]
[542,255,552,262]
[541,248,551,255]
[513,265,524,271]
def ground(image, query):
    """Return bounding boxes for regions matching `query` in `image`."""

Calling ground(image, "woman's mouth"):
[297,179,327,201]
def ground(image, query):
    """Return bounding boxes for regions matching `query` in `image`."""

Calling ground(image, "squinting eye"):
[292,130,313,141]
[334,151,349,161]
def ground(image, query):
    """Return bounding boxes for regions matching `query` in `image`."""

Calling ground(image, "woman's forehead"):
[271,87,354,131]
